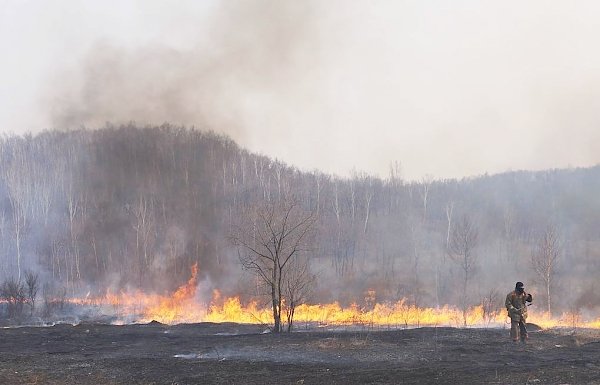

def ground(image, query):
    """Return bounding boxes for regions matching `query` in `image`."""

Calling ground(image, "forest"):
[1,124,599,319]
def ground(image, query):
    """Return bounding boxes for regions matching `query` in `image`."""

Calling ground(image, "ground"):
[1,322,600,385]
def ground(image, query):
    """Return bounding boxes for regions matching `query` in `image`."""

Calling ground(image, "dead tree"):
[448,215,478,326]
[231,198,317,333]
[531,225,560,314]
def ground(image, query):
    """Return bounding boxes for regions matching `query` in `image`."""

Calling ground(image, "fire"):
[74,263,206,324]
[205,294,272,324]
[70,266,600,329]
[141,263,202,323]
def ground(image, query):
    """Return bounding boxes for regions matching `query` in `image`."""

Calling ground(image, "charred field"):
[1,322,600,385]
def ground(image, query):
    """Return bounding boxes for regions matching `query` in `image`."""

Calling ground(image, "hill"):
[1,124,599,313]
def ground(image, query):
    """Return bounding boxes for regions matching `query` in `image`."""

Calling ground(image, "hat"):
[515,282,524,289]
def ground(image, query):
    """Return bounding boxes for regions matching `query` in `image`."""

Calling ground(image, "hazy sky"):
[2,1,600,180]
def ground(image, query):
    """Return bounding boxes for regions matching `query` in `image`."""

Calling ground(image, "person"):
[505,281,533,343]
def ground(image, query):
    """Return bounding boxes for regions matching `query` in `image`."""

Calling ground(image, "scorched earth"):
[2,322,600,384]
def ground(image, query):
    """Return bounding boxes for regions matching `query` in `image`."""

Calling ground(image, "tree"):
[232,197,317,333]
[448,215,478,326]
[1,277,26,319]
[283,255,315,331]
[4,144,32,281]
[131,194,156,284]
[24,270,39,316]
[531,225,560,314]
[481,288,500,327]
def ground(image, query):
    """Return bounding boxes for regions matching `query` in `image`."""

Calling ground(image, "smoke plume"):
[48,0,321,155]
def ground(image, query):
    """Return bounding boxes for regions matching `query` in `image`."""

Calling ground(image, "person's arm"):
[505,293,514,310]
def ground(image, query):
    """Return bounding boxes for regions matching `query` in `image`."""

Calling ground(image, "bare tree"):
[131,194,156,284]
[331,181,345,276]
[4,146,31,281]
[448,215,479,326]
[531,225,560,314]
[420,175,433,223]
[283,255,315,332]
[363,175,374,235]
[24,270,39,316]
[66,179,81,282]
[1,277,26,319]
[231,197,316,333]
[409,223,423,308]
[481,288,500,327]
[445,201,454,250]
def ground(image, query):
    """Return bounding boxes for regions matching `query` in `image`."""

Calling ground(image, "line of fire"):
[60,262,600,330]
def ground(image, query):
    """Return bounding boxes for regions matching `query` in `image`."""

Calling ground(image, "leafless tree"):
[531,224,561,314]
[448,215,479,326]
[4,146,31,281]
[231,197,317,333]
[481,288,500,327]
[312,171,326,216]
[445,201,454,250]
[409,223,423,308]
[24,270,39,316]
[65,179,81,282]
[283,255,315,332]
[131,194,156,283]
[420,175,433,223]
[363,175,374,235]
[1,277,26,319]
[331,180,345,276]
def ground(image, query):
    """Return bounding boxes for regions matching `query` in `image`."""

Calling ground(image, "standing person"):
[505,282,533,343]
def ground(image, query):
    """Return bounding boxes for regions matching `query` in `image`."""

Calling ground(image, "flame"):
[68,266,600,329]
[205,293,272,324]
[72,263,205,324]
[141,263,201,323]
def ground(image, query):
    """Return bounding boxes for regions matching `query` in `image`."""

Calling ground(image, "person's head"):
[515,281,525,293]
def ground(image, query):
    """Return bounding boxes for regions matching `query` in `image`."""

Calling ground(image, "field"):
[1,322,600,385]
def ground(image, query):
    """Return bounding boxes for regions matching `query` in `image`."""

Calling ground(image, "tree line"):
[1,124,599,324]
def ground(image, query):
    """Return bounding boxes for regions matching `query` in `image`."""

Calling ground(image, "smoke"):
[39,0,322,299]
[47,0,321,154]
[25,1,600,180]
[532,81,600,171]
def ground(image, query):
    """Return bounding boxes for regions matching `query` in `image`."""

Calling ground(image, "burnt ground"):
[1,322,600,385]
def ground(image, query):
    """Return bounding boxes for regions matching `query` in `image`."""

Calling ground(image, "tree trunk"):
[546,273,551,314]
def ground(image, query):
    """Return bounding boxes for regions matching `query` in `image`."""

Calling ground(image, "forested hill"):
[1,125,599,312]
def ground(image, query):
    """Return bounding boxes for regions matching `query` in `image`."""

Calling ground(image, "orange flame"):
[69,266,600,329]
[141,263,200,323]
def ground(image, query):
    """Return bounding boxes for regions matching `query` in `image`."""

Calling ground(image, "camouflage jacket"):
[505,290,532,321]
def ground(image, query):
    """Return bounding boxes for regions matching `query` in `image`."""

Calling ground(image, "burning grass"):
[61,263,600,330]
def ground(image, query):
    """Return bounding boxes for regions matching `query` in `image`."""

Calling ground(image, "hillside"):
[1,124,599,314]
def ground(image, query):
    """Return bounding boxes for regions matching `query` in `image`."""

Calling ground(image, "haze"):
[2,0,600,180]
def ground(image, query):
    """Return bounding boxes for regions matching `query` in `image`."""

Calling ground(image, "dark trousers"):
[510,319,527,342]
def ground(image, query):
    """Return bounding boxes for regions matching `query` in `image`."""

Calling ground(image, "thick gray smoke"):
[48,0,320,156]
[34,1,600,180]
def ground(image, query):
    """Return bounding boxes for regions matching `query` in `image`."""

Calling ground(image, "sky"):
[1,0,600,181]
